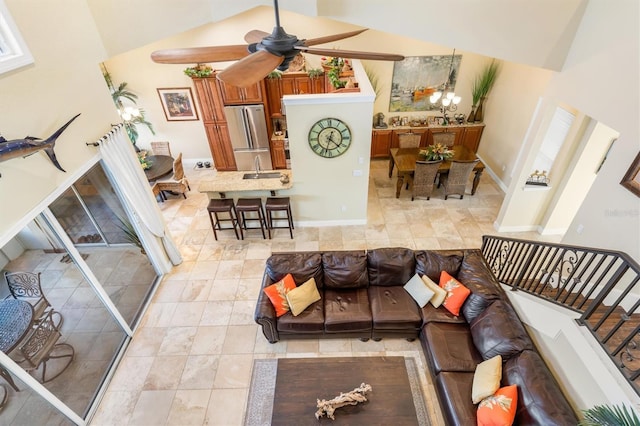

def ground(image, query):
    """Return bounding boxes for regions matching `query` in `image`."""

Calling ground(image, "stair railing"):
[481,235,640,395]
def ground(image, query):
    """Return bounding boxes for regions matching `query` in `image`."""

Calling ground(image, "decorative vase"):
[474,97,486,122]
[467,105,477,123]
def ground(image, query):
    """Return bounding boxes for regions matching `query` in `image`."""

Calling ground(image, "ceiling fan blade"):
[217,50,284,87]
[150,45,250,64]
[245,30,270,44]
[304,29,368,46]
[296,46,404,61]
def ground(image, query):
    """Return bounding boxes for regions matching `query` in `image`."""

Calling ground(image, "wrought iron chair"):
[439,159,479,199]
[411,160,442,201]
[156,153,191,199]
[397,133,421,148]
[150,141,172,157]
[432,132,456,147]
[12,310,74,383]
[4,271,52,324]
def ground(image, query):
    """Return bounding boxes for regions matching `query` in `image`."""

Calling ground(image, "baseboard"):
[475,153,508,193]
[296,219,367,227]
[538,226,567,235]
[493,221,539,233]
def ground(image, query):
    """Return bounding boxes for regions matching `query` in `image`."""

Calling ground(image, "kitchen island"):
[198,170,293,199]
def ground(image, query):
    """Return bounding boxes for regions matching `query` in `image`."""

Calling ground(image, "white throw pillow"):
[421,275,447,308]
[403,273,435,308]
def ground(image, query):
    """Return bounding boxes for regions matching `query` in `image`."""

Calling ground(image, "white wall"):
[0,0,119,242]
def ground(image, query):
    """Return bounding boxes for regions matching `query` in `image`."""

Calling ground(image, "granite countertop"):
[198,170,293,194]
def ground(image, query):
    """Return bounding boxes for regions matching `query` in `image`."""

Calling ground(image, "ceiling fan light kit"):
[150,0,404,87]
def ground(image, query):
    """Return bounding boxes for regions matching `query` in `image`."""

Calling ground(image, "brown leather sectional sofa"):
[255,247,578,425]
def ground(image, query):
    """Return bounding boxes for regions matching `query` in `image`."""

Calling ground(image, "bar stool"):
[265,197,294,239]
[207,198,240,240]
[235,198,267,239]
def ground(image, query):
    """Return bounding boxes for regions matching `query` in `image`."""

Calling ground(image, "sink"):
[242,172,282,180]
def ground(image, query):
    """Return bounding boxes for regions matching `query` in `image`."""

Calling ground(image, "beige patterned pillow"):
[421,275,447,307]
[472,355,502,404]
[286,277,321,316]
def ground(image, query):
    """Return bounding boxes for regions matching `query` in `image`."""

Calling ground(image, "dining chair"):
[432,132,456,147]
[397,133,421,148]
[156,153,191,199]
[12,310,74,383]
[150,141,172,157]
[439,159,480,199]
[411,160,442,201]
[4,271,52,325]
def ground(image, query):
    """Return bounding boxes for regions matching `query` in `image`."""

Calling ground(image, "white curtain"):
[98,126,182,272]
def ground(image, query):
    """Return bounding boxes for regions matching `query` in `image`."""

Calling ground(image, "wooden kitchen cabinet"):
[191,76,237,171]
[218,79,264,104]
[427,126,465,146]
[204,123,236,171]
[371,129,392,158]
[264,72,325,117]
[460,125,485,152]
[270,138,287,169]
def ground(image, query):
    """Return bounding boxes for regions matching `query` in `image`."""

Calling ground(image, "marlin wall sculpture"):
[0,113,81,177]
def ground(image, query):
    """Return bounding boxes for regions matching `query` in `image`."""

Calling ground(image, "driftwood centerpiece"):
[315,383,372,420]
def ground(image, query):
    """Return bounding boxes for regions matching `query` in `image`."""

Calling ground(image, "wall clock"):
[308,118,352,158]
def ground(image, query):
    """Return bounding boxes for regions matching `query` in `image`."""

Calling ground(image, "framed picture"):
[620,152,640,197]
[389,54,462,112]
[157,87,199,121]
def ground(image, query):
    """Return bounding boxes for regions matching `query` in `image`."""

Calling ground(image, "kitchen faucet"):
[254,155,261,176]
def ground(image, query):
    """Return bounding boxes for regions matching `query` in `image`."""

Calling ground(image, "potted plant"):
[307,68,323,78]
[468,60,501,123]
[579,404,640,426]
[419,143,454,161]
[184,63,213,77]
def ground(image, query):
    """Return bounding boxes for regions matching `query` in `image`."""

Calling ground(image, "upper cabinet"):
[218,79,264,105]
[264,72,325,117]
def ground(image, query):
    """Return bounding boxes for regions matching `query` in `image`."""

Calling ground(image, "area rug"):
[244,356,429,426]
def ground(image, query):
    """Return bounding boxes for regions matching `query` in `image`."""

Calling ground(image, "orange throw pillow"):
[263,273,296,317]
[439,271,471,316]
[477,385,518,426]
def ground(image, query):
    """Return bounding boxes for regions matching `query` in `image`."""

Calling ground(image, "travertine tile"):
[129,390,175,425]
[166,389,211,425]
[213,354,254,388]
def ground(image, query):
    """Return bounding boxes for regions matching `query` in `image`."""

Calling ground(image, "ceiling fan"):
[150,0,404,87]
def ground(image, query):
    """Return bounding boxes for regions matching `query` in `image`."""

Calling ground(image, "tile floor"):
[89,159,561,425]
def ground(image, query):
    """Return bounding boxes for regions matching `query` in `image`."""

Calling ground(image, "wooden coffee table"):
[271,357,422,425]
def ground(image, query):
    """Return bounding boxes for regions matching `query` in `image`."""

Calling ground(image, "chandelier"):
[430,49,461,125]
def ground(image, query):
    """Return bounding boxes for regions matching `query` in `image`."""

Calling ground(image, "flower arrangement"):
[138,151,152,170]
[184,64,213,77]
[419,143,454,161]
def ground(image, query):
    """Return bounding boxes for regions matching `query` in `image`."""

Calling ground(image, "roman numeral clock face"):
[308,118,352,158]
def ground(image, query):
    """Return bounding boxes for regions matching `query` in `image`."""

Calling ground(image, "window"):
[0,0,33,74]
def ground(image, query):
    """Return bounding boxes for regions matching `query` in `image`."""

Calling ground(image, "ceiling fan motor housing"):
[256,26,304,71]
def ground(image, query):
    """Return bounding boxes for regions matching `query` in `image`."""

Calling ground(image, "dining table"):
[388,146,485,198]
[0,299,34,354]
[143,155,174,181]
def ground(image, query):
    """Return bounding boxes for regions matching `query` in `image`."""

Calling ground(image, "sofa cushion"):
[503,350,578,426]
[457,250,504,298]
[322,251,369,289]
[277,299,324,333]
[286,277,321,316]
[266,252,324,288]
[263,273,297,317]
[435,372,477,426]
[324,288,372,333]
[415,250,464,283]
[369,286,422,330]
[440,271,471,316]
[477,385,518,426]
[462,293,493,324]
[420,303,467,325]
[472,355,502,404]
[470,300,534,360]
[403,273,434,308]
[367,247,415,286]
[421,322,483,373]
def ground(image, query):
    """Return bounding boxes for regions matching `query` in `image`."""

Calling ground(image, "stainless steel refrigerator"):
[224,105,273,171]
